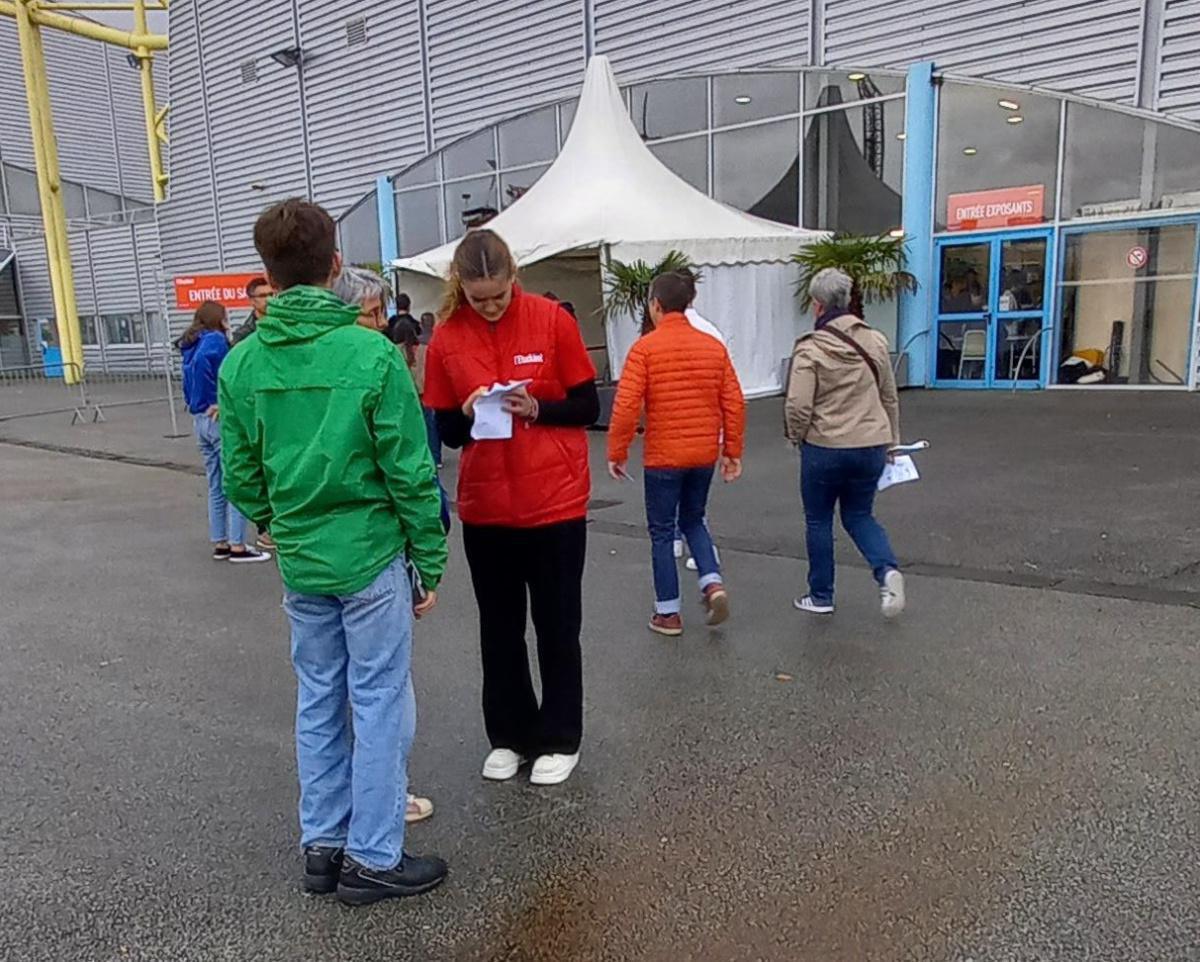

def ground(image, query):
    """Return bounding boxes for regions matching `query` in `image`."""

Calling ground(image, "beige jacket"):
[784,314,900,448]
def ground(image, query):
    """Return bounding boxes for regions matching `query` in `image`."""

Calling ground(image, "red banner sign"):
[173,273,262,310]
[947,185,1046,231]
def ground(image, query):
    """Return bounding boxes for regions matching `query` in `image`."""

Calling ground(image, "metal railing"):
[0,361,101,424]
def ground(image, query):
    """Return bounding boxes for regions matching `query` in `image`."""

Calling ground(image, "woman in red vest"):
[423,229,599,786]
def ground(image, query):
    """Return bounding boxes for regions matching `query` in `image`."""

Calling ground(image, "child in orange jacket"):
[607,272,746,636]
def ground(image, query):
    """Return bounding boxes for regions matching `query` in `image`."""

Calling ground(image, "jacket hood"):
[179,328,224,361]
[255,285,360,347]
[794,313,870,361]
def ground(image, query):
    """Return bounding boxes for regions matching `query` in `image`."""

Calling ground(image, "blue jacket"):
[181,329,229,414]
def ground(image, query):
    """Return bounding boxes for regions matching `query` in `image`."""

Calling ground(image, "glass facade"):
[1057,224,1197,385]
[357,66,1200,390]
[937,83,1060,231]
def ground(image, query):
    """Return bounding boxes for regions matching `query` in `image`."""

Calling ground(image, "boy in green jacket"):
[219,199,448,906]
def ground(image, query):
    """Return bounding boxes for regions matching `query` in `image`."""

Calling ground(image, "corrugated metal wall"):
[160,0,222,275]
[425,0,586,143]
[593,0,809,80]
[0,21,148,198]
[301,1,431,214]
[824,0,1144,104]
[150,0,1200,314]
[195,0,310,270]
[1159,0,1200,120]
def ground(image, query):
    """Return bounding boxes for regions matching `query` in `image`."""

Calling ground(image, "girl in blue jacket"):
[179,300,270,563]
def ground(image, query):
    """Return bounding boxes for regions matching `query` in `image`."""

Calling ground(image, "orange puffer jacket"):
[607,313,745,469]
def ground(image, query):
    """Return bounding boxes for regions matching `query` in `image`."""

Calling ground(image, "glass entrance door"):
[933,231,1052,387]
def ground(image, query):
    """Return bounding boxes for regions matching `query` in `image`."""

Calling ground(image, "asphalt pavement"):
[1,391,1198,961]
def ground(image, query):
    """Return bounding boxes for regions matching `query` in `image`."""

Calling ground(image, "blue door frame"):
[931,228,1055,389]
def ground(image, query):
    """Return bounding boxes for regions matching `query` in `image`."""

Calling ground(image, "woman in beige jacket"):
[784,267,905,619]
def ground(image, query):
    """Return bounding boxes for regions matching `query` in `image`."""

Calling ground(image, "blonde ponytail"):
[438,228,517,322]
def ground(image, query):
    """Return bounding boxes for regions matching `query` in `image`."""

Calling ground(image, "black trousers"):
[462,519,586,756]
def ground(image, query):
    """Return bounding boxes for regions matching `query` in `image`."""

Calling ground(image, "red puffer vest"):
[423,286,594,528]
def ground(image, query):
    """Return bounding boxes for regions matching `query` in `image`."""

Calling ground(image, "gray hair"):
[333,265,392,309]
[808,267,853,310]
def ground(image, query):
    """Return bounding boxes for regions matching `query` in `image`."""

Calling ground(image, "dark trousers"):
[462,519,587,756]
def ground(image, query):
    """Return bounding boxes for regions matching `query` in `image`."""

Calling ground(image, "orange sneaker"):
[702,584,730,626]
[649,613,683,637]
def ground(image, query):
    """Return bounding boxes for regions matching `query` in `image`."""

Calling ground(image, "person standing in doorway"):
[784,267,905,619]
[219,199,449,905]
[607,271,746,637]
[231,275,274,345]
[179,300,271,565]
[423,229,599,787]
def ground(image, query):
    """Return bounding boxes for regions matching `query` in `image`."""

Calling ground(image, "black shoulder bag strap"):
[820,326,881,390]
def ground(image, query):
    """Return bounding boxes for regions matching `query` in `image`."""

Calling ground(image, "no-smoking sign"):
[1126,245,1149,269]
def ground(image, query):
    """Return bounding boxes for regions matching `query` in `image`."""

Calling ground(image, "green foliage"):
[791,233,917,315]
[602,250,698,332]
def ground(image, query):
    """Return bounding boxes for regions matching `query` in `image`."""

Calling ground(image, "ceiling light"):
[1006,115,1024,124]
[963,146,978,156]
[847,72,866,82]
[998,98,1020,110]
[125,52,140,70]
[734,95,753,105]
[896,132,906,140]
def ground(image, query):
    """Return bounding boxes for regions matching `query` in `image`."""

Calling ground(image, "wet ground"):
[1,390,1198,961]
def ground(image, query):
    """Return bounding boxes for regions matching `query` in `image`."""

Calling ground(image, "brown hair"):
[439,228,517,320]
[245,275,269,297]
[253,198,337,291]
[179,300,227,348]
[649,271,692,314]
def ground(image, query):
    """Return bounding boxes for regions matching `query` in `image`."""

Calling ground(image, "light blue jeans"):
[283,556,415,871]
[193,412,248,546]
[645,466,722,615]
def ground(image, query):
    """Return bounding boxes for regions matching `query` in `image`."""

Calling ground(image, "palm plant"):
[792,233,917,317]
[603,250,698,336]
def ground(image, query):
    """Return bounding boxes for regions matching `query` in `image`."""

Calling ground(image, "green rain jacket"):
[218,285,447,595]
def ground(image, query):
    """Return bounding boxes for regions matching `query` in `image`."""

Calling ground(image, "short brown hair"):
[245,275,269,297]
[253,198,337,291]
[649,271,691,314]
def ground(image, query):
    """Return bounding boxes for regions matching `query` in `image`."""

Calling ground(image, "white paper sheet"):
[470,380,532,441]
[878,454,920,492]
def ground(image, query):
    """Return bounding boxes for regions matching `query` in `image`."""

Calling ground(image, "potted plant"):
[598,250,698,427]
[791,233,916,318]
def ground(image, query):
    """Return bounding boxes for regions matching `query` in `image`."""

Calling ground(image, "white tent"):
[394,55,824,397]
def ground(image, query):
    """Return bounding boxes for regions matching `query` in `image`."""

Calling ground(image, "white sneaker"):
[881,569,906,619]
[529,752,580,786]
[685,546,719,571]
[482,748,525,781]
[794,595,835,614]
[673,539,684,559]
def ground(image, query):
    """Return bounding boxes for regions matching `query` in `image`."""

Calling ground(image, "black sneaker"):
[212,544,232,560]
[228,547,272,564]
[302,845,344,895]
[336,853,448,906]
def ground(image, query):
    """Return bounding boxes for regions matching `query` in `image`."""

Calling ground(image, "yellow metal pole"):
[13,0,83,381]
[131,0,168,202]
[0,1,168,50]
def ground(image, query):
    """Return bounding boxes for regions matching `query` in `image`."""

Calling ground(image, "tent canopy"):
[393,56,822,277]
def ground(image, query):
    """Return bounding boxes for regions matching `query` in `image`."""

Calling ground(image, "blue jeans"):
[194,412,247,545]
[800,443,899,605]
[645,466,722,614]
[282,556,416,870]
